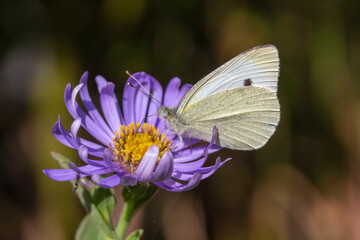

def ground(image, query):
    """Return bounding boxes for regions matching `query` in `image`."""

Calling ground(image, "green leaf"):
[76,214,114,240]
[75,215,103,240]
[91,186,116,227]
[51,152,118,239]
[125,229,143,240]
[51,151,72,169]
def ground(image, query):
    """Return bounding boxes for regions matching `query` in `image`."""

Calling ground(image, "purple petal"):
[86,159,111,168]
[203,126,219,160]
[77,147,120,169]
[154,173,202,192]
[194,157,230,174]
[94,75,107,92]
[64,83,113,145]
[44,164,114,181]
[43,165,113,182]
[144,75,163,126]
[43,168,79,181]
[173,144,221,163]
[163,77,192,108]
[171,134,218,157]
[199,157,231,180]
[172,157,230,181]
[171,137,201,151]
[171,157,222,181]
[96,76,124,132]
[173,157,207,172]
[78,164,114,175]
[71,84,84,117]
[52,121,72,148]
[172,126,219,165]
[150,151,173,182]
[57,116,79,149]
[79,73,114,138]
[68,162,80,172]
[64,83,76,117]
[91,174,101,184]
[55,118,106,158]
[79,71,88,82]
[78,145,89,164]
[70,118,81,139]
[134,145,159,182]
[103,149,117,172]
[92,174,121,189]
[68,162,107,177]
[120,174,138,186]
[76,141,104,158]
[123,72,162,125]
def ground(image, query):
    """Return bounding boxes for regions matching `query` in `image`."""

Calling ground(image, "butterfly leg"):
[172,135,184,150]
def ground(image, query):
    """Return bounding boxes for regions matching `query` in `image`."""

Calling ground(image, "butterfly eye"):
[158,107,169,118]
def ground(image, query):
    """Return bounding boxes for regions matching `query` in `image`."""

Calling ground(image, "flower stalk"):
[116,184,158,239]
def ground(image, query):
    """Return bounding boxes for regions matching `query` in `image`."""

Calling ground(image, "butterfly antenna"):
[140,114,157,126]
[126,71,162,106]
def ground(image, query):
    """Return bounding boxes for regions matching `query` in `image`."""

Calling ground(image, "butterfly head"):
[157,106,178,123]
[157,106,185,137]
[157,106,170,119]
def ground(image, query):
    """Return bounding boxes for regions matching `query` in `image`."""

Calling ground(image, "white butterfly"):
[158,44,280,150]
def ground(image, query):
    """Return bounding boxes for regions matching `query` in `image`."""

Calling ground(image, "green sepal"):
[122,183,158,212]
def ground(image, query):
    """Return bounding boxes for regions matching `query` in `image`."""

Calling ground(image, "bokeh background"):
[1,0,360,239]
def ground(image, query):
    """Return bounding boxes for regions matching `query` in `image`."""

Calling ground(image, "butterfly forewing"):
[176,45,279,116]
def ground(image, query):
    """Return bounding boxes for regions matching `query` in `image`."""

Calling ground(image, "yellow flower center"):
[111,122,172,173]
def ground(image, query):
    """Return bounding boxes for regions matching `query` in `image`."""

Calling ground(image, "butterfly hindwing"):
[179,86,280,150]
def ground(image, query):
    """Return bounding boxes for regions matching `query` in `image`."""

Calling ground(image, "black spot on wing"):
[244,78,252,86]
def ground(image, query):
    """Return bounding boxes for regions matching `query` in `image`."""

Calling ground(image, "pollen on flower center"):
[111,122,172,173]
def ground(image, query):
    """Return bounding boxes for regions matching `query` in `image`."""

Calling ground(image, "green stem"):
[116,200,136,240]
[115,184,158,240]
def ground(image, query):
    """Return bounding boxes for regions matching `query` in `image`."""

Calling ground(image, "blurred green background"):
[1,0,360,239]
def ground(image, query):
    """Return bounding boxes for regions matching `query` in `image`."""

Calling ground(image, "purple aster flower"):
[43,72,231,192]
